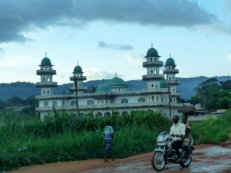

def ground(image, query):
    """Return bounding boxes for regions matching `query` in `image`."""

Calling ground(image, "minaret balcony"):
[36,69,56,75]
[70,76,87,81]
[163,69,179,74]
[170,91,181,97]
[143,61,163,67]
[166,80,180,85]
[142,74,164,81]
[36,82,57,88]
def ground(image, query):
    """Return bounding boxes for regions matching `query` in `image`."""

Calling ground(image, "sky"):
[0,0,231,84]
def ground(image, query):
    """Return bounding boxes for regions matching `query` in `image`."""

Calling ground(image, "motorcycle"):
[151,131,193,171]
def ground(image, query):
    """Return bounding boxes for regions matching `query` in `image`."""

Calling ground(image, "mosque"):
[35,47,181,119]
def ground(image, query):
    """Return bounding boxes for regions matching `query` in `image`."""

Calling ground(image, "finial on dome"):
[77,61,78,66]
[151,42,153,48]
[45,52,47,57]
[115,72,117,77]
[170,53,171,58]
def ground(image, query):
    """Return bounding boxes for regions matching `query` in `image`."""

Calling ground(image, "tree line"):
[190,78,231,110]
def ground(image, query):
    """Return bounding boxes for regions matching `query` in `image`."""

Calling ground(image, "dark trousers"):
[172,140,183,158]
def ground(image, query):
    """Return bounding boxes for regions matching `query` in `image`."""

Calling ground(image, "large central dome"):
[108,77,127,86]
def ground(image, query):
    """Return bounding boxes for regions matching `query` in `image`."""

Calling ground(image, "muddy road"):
[9,143,231,173]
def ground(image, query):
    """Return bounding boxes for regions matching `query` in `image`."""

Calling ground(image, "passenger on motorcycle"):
[169,115,186,161]
[182,114,193,154]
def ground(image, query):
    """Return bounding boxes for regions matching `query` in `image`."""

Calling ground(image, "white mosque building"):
[35,47,181,119]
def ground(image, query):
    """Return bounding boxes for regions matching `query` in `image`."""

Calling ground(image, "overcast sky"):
[0,0,231,84]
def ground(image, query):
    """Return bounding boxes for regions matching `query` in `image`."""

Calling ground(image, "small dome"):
[108,77,127,87]
[146,47,160,57]
[160,80,168,88]
[41,57,52,66]
[96,83,110,92]
[166,57,175,66]
[74,65,83,73]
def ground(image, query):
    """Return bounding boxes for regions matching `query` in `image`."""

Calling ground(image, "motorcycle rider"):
[169,115,186,161]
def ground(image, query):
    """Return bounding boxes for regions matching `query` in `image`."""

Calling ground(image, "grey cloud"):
[0,0,215,44]
[98,41,133,50]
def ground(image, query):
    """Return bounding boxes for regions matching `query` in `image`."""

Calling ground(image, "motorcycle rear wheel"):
[151,151,166,171]
[180,156,191,168]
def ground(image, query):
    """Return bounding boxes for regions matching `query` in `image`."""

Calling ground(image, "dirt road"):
[9,143,231,173]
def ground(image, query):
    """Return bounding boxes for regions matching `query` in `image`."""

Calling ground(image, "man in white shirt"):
[169,115,186,160]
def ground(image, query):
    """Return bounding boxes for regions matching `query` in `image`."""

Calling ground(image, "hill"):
[0,76,231,100]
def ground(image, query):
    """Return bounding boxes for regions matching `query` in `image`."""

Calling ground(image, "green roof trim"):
[160,80,168,88]
[166,57,175,66]
[74,65,83,73]
[108,77,127,87]
[145,47,160,57]
[41,57,52,66]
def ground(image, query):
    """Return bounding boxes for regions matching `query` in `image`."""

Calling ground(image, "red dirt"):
[8,144,231,173]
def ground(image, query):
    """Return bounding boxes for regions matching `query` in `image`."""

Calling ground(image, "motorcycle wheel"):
[180,155,191,168]
[151,151,166,171]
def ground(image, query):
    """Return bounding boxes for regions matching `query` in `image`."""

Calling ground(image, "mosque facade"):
[35,47,181,119]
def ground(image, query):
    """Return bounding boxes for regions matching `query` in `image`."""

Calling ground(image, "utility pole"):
[74,78,79,116]
[70,63,87,118]
[168,86,172,117]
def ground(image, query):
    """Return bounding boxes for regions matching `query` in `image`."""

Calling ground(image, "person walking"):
[104,120,114,162]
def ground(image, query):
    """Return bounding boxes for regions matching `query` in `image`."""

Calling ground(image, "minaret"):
[142,45,164,89]
[70,63,87,93]
[163,55,180,103]
[36,53,57,95]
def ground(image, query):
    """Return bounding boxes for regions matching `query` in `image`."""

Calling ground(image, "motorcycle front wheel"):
[151,151,166,171]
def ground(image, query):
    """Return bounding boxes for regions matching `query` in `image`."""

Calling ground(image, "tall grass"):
[0,110,171,171]
[191,110,231,144]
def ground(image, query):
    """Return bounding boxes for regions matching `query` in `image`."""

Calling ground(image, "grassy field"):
[0,110,171,171]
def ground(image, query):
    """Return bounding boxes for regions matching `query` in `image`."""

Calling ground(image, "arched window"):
[151,84,154,88]
[121,98,128,104]
[104,112,111,116]
[71,101,76,105]
[87,100,94,105]
[151,70,153,74]
[151,96,154,102]
[44,102,48,107]
[53,101,57,107]
[138,98,146,103]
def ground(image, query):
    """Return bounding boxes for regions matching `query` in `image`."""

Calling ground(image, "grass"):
[0,110,171,171]
[191,110,231,144]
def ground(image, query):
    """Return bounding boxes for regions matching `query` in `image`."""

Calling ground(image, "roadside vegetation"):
[191,110,231,144]
[0,110,171,171]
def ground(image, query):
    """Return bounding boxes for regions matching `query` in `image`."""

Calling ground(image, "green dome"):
[160,80,168,88]
[74,65,83,73]
[108,77,127,86]
[96,83,110,92]
[146,47,160,57]
[166,57,175,66]
[41,57,52,66]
